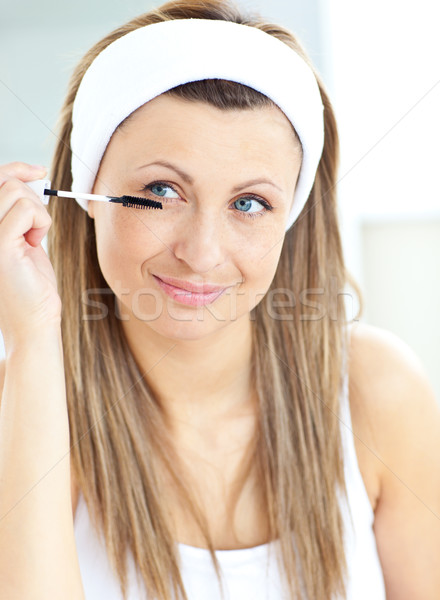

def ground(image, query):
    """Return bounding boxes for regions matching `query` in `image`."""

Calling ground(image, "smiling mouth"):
[152,275,234,307]
[153,274,232,294]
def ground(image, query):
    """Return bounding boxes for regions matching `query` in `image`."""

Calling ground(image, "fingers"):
[0,179,45,221]
[0,197,52,249]
[0,161,47,185]
[0,163,52,248]
[24,223,52,248]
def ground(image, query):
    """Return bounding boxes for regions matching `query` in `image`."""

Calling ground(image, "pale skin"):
[0,96,439,599]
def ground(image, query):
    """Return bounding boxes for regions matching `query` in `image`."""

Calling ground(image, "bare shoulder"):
[348,320,434,391]
[348,321,439,453]
[348,321,440,599]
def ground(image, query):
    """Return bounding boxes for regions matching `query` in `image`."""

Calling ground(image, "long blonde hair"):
[48,1,362,598]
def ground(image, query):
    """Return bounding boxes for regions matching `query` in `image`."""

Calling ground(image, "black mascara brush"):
[25,179,163,210]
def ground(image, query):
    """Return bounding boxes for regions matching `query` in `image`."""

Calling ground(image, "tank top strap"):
[338,322,352,423]
[338,322,375,526]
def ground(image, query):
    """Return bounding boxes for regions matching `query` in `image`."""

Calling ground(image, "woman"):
[0,1,439,599]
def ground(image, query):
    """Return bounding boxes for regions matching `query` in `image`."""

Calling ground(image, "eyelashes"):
[138,181,274,219]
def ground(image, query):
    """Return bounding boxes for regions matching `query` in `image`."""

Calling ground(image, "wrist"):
[3,319,63,360]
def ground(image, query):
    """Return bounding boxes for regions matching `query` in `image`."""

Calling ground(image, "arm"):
[349,323,440,600]
[0,162,85,599]
[0,330,85,600]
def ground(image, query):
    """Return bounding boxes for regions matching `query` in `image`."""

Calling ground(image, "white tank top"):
[73,366,386,599]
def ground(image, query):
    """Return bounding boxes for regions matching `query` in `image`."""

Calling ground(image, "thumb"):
[25,223,52,248]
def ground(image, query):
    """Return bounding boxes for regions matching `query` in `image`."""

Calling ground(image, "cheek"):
[248,222,284,271]
[238,228,284,296]
[93,207,163,285]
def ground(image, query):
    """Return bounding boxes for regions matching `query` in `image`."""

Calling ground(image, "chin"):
[144,314,233,342]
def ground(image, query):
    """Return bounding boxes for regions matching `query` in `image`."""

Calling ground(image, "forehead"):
[114,94,302,156]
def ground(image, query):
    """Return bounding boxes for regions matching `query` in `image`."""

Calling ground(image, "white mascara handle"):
[25,179,52,205]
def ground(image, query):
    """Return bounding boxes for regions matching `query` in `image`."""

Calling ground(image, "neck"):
[120,313,256,429]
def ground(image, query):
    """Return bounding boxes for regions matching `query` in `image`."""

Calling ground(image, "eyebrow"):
[136,160,284,193]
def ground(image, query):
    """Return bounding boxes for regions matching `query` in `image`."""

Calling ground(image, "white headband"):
[71,18,324,231]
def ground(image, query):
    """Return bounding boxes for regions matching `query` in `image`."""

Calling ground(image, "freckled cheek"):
[240,243,281,290]
[94,211,162,283]
[234,254,278,314]
[258,238,284,289]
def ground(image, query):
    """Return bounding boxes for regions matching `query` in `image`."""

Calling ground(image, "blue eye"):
[146,183,179,199]
[234,196,273,218]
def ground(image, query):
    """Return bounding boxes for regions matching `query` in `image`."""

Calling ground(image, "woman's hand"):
[0,162,62,347]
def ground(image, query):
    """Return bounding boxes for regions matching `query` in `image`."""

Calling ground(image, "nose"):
[171,209,225,274]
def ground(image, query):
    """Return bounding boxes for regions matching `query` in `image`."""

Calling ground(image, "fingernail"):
[31,164,47,171]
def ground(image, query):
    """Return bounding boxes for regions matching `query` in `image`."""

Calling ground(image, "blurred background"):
[1,0,439,400]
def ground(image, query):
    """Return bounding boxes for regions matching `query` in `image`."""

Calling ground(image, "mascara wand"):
[25,179,163,210]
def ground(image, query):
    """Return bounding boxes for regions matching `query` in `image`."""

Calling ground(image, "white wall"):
[362,219,440,390]
[327,0,440,399]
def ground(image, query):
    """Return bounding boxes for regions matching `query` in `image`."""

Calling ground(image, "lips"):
[152,274,234,307]
[153,274,228,294]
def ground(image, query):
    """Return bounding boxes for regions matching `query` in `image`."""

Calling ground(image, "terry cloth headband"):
[71,18,325,231]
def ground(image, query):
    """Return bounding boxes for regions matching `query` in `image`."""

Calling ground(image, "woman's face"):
[89,94,302,341]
